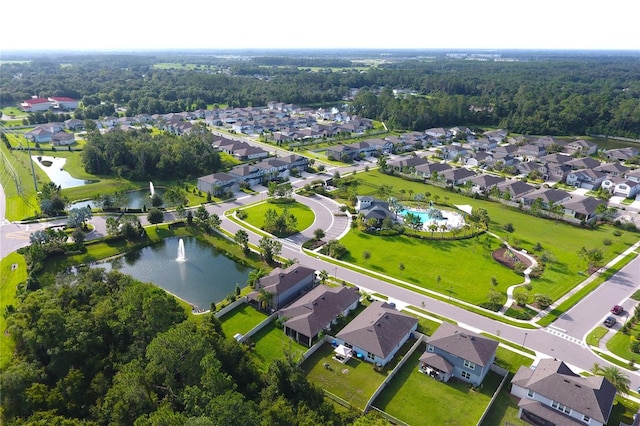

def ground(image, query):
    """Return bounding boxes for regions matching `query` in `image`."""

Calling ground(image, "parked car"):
[604,316,616,328]
[611,305,624,315]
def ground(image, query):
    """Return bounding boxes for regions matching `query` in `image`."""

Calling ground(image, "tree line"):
[81,127,222,181]
[1,268,364,425]
[1,53,638,137]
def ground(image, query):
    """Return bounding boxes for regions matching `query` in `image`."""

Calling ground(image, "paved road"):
[2,158,640,391]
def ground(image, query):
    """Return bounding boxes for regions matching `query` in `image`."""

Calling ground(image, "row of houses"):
[386,156,615,222]
[23,120,81,146]
[246,264,617,426]
[197,149,309,195]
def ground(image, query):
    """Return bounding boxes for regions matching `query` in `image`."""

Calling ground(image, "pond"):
[31,155,92,189]
[68,187,166,210]
[90,236,251,310]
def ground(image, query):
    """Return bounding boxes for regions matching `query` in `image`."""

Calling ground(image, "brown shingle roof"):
[428,322,498,367]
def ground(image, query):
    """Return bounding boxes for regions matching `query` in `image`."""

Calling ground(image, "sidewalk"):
[530,240,640,323]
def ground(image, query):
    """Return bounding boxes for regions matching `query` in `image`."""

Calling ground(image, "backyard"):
[248,322,307,371]
[219,302,269,338]
[302,338,417,411]
[373,342,501,425]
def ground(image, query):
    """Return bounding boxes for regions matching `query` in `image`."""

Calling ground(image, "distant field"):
[152,63,218,70]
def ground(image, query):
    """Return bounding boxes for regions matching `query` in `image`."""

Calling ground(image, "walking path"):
[530,240,640,323]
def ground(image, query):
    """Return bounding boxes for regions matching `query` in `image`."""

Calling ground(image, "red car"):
[611,305,624,315]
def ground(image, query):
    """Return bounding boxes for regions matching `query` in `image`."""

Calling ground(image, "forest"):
[1,51,639,137]
[1,268,359,425]
[81,126,223,181]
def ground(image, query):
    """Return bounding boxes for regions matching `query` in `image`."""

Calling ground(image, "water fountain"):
[150,181,155,197]
[176,238,186,262]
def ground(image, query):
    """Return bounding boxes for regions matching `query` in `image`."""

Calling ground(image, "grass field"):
[240,200,316,235]
[348,171,640,304]
[373,342,500,425]
[0,252,27,369]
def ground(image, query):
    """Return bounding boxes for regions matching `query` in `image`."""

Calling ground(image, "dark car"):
[604,316,616,328]
[611,305,624,315]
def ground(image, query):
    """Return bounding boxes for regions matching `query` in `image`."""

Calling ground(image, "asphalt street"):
[2,158,640,391]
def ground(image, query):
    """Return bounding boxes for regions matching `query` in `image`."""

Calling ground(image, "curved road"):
[2,167,640,391]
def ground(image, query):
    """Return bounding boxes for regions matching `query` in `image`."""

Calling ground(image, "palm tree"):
[439,224,448,239]
[318,270,329,284]
[258,288,275,311]
[247,268,266,289]
[428,223,438,238]
[591,363,631,395]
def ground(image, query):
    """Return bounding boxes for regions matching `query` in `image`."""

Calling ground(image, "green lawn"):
[348,171,640,305]
[373,342,500,425]
[586,326,610,347]
[219,303,268,338]
[249,322,307,371]
[302,341,403,411]
[0,252,27,369]
[340,228,520,305]
[606,321,640,364]
[240,200,316,235]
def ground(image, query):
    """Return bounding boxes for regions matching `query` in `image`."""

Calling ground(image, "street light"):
[448,286,453,301]
[521,332,528,349]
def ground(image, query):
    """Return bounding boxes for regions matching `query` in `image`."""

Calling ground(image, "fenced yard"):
[302,339,417,411]
[248,322,307,370]
[219,303,268,338]
[372,342,501,425]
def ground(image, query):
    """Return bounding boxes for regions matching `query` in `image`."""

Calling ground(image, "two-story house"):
[419,322,498,386]
[247,264,316,311]
[510,358,616,426]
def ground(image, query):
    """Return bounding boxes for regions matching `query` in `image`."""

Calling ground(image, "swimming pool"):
[398,207,464,229]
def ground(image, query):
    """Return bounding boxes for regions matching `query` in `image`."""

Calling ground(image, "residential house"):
[520,188,572,209]
[492,144,519,157]
[465,151,495,167]
[516,161,547,178]
[566,139,598,156]
[604,147,639,163]
[611,180,640,199]
[496,180,536,201]
[566,156,602,171]
[441,167,477,186]
[365,138,394,155]
[518,144,547,161]
[469,137,498,151]
[510,358,616,426]
[51,132,75,146]
[425,127,451,140]
[441,144,468,161]
[197,172,239,196]
[334,301,418,367]
[387,156,429,174]
[420,322,498,386]
[247,265,316,311]
[482,129,507,144]
[468,174,506,195]
[326,144,357,162]
[279,285,360,347]
[24,127,53,143]
[414,162,453,181]
[64,118,85,131]
[566,169,607,190]
[594,162,629,178]
[562,195,604,222]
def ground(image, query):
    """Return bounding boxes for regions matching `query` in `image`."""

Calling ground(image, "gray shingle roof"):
[512,359,616,424]
[279,285,360,338]
[427,322,498,367]
[336,301,417,359]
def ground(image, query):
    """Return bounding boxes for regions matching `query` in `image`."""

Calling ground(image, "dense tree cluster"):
[81,127,221,180]
[1,268,354,425]
[2,53,638,137]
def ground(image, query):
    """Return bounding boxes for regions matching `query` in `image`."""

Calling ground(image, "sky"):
[3,0,640,52]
